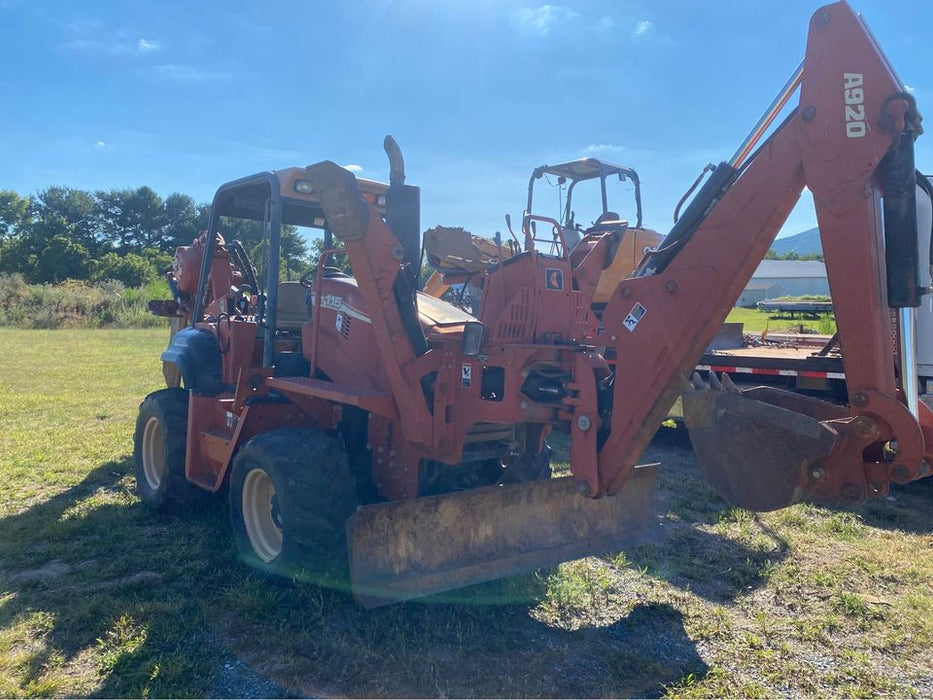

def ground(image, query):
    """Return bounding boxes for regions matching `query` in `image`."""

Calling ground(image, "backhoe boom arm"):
[595,0,932,507]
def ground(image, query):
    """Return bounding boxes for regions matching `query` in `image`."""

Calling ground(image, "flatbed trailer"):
[757,300,834,316]
[698,343,846,397]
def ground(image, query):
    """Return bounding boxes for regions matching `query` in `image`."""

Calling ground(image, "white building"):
[736,260,829,307]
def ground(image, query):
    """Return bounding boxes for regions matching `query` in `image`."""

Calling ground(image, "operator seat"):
[275,281,310,331]
[588,212,628,234]
[561,226,582,249]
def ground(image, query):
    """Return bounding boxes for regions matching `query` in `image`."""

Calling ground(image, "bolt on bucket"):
[682,372,848,511]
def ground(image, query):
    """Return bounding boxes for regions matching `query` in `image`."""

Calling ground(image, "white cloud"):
[633,19,652,37]
[95,140,107,148]
[586,143,626,154]
[342,164,364,172]
[512,5,578,37]
[151,64,230,83]
[905,84,915,93]
[61,38,108,53]
[596,16,615,34]
[67,19,105,35]
[62,33,162,55]
[59,21,161,55]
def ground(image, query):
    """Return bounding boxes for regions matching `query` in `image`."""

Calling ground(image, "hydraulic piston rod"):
[729,60,804,169]
[900,307,921,419]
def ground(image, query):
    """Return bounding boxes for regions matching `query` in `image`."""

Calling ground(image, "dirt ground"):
[205,429,932,698]
[3,329,929,697]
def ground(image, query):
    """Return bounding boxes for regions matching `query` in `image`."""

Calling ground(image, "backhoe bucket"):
[347,464,658,608]
[682,373,844,511]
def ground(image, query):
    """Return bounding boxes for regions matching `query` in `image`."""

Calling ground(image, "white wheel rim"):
[142,416,166,491]
[242,468,283,563]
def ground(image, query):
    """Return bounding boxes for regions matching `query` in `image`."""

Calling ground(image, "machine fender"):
[161,326,223,396]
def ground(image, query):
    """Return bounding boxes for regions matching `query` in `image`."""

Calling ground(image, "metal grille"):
[492,288,534,341]
[570,291,593,340]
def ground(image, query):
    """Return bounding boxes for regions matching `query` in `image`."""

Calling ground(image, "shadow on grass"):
[627,518,789,603]
[859,478,933,535]
[0,458,268,698]
[649,422,933,541]
[215,580,707,698]
[0,457,714,698]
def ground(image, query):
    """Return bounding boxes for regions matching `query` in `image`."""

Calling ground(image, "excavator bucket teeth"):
[682,374,840,512]
[347,464,658,608]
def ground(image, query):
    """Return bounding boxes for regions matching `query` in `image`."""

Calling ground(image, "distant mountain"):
[771,227,822,256]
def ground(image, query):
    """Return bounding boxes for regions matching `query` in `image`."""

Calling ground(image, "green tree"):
[220,216,265,251]
[90,252,156,287]
[229,221,310,283]
[33,187,101,253]
[0,190,29,239]
[31,234,90,283]
[162,193,203,252]
[280,226,308,281]
[96,187,167,253]
[0,237,26,275]
[139,247,174,277]
[10,206,87,282]
[765,250,823,262]
[309,235,351,276]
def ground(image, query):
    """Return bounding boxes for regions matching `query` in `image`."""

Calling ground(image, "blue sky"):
[1,0,931,243]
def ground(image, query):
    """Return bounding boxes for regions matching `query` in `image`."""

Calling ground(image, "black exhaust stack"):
[384,135,422,289]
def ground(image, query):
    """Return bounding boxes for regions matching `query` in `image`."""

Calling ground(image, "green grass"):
[0,328,222,697]
[726,306,835,334]
[0,275,171,329]
[0,328,931,697]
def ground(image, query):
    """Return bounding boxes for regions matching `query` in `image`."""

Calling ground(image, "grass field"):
[0,328,931,697]
[725,307,836,334]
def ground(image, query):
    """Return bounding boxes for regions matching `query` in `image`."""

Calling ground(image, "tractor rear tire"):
[228,428,359,585]
[133,388,205,512]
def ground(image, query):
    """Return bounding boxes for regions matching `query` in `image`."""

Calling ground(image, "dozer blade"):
[347,464,658,608]
[683,373,843,511]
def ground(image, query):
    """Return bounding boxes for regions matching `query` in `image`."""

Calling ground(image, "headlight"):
[461,322,485,357]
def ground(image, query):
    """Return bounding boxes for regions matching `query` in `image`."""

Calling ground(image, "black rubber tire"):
[133,387,206,512]
[228,428,359,583]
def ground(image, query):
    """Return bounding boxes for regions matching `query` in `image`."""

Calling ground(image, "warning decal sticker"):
[622,303,648,332]
[545,268,564,291]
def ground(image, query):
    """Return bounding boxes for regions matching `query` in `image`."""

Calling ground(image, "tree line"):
[0,186,312,287]
[764,249,824,261]
[0,183,824,290]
